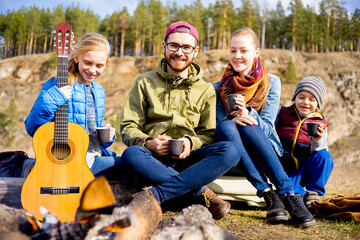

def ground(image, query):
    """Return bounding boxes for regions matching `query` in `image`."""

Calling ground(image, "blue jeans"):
[90,156,122,176]
[121,141,239,204]
[287,150,333,196]
[215,120,293,197]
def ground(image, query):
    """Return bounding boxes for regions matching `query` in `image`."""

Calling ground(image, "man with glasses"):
[119,21,239,219]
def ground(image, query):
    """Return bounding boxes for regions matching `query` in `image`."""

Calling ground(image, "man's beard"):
[164,52,193,73]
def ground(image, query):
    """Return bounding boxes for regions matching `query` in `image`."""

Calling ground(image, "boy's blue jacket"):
[25,77,115,156]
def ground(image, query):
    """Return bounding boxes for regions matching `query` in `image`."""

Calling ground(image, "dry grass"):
[219,163,360,239]
[162,163,360,239]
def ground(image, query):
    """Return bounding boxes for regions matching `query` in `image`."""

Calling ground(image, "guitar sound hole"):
[51,143,71,160]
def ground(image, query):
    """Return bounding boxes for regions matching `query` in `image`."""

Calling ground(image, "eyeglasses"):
[165,42,196,54]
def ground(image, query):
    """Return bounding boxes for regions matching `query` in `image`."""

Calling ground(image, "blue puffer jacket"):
[25,77,115,156]
[214,73,283,156]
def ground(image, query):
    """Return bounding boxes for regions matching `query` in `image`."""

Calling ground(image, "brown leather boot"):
[201,189,231,219]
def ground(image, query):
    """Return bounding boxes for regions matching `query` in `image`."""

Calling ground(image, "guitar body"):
[21,122,94,222]
[21,23,95,222]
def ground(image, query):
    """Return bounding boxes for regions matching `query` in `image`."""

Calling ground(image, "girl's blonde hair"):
[231,27,260,49]
[68,33,110,83]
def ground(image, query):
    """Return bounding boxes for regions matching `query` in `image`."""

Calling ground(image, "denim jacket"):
[214,73,283,156]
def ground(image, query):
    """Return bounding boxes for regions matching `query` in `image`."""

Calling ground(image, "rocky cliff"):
[0,49,359,165]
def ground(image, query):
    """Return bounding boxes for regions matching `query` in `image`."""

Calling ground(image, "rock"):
[180,224,237,240]
[0,63,16,79]
[150,204,236,240]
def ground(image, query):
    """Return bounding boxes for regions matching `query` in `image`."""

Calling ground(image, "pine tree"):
[0,0,357,58]
[285,56,296,82]
[350,9,360,51]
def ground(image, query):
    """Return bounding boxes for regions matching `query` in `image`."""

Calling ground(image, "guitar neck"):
[57,56,68,87]
[54,55,69,144]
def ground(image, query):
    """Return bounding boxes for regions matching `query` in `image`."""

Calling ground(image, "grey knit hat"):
[292,76,326,109]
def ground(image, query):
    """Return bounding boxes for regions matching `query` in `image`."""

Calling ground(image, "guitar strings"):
[54,29,71,188]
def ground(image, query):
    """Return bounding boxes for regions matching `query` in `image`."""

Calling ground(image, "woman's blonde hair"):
[231,27,260,49]
[68,33,110,84]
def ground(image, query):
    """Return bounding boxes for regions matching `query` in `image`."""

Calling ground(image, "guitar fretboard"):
[54,56,69,144]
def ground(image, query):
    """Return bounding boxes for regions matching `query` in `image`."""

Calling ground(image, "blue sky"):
[1,0,359,19]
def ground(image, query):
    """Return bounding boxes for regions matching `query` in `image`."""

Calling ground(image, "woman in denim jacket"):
[214,27,315,228]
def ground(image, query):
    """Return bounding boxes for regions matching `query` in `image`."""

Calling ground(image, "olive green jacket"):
[120,58,216,150]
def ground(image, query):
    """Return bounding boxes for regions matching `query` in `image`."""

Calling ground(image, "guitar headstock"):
[54,23,75,56]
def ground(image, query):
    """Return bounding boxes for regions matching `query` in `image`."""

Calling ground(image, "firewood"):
[0,177,25,208]
[114,190,163,240]
[109,179,140,206]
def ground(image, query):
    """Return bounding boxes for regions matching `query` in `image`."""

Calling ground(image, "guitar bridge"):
[40,187,80,195]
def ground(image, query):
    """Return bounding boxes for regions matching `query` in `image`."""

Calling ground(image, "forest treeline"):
[0,0,360,59]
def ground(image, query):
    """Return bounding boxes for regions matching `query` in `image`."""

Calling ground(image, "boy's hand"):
[145,135,170,156]
[311,123,325,141]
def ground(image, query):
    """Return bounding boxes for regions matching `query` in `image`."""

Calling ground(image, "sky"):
[1,0,359,19]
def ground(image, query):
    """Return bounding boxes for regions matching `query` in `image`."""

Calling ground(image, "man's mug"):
[169,139,184,156]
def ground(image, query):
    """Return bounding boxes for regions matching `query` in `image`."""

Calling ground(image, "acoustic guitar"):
[21,23,94,222]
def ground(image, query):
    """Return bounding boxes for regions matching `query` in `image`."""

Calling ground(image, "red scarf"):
[218,58,269,113]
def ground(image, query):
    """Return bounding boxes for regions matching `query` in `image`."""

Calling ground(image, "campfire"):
[0,176,236,240]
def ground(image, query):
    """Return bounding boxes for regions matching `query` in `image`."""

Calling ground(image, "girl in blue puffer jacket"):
[24,33,120,176]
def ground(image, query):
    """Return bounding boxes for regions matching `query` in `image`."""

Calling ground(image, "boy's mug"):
[306,122,319,136]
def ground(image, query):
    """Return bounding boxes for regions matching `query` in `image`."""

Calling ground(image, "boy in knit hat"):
[276,76,333,212]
